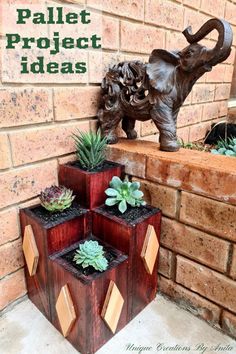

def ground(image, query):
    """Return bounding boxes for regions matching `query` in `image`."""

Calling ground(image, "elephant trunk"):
[182,18,233,66]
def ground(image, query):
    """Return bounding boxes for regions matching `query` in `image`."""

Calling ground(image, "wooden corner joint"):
[23,225,39,276]
[141,224,159,275]
[101,280,124,334]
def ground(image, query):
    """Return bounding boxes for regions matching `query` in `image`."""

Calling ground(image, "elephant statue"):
[98,18,233,151]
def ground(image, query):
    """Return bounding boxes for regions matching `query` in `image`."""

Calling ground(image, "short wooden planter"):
[49,236,128,354]
[92,205,161,320]
[20,203,89,320]
[58,160,124,209]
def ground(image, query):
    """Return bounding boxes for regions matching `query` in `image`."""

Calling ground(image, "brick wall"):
[0,0,236,312]
[107,139,236,339]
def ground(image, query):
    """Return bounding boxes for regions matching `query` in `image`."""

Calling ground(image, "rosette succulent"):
[39,185,75,212]
[72,129,108,170]
[73,240,108,272]
[105,176,146,214]
[211,137,236,157]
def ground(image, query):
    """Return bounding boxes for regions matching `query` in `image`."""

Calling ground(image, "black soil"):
[31,201,86,228]
[68,160,118,173]
[62,246,116,276]
[102,205,159,224]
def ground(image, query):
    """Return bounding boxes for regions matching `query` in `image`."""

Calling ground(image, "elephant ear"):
[147,49,180,94]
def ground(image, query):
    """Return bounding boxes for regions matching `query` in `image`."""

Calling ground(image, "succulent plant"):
[105,176,146,214]
[72,130,108,171]
[211,137,236,157]
[73,240,108,272]
[39,185,75,212]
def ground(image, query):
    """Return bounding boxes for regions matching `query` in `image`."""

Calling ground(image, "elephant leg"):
[122,117,137,140]
[98,108,123,144]
[151,107,180,152]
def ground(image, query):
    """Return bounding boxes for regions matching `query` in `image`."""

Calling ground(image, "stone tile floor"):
[0,295,235,354]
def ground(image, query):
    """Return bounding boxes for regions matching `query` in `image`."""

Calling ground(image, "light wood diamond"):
[141,224,159,275]
[23,225,39,276]
[101,280,124,334]
[56,285,76,337]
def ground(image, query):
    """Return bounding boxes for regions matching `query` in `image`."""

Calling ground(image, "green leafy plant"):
[73,240,108,272]
[178,138,208,152]
[211,137,236,157]
[39,185,75,212]
[72,130,108,171]
[105,176,146,214]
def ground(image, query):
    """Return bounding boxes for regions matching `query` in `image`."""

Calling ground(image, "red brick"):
[225,1,236,26]
[180,192,236,241]
[0,160,58,209]
[10,122,89,166]
[218,100,228,117]
[0,133,11,169]
[87,0,144,21]
[134,178,178,218]
[192,84,215,103]
[158,247,175,278]
[177,105,202,128]
[206,64,225,83]
[121,21,165,54]
[184,8,210,35]
[139,134,159,143]
[161,217,230,272]
[200,0,225,17]
[226,47,236,65]
[183,0,201,9]
[102,16,119,50]
[176,126,190,142]
[214,84,231,100]
[54,87,100,120]
[189,122,211,141]
[0,208,19,247]
[159,275,221,326]
[176,256,236,313]
[222,311,236,338]
[0,268,26,311]
[145,0,184,31]
[202,102,221,121]
[230,245,236,280]
[0,239,24,278]
[141,120,157,136]
[224,65,234,83]
[165,31,188,51]
[0,89,53,128]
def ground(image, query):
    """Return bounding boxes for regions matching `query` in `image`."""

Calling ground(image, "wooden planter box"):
[49,236,128,354]
[92,205,161,320]
[58,160,124,209]
[20,203,89,320]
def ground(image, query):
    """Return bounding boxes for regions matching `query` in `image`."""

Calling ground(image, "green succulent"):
[39,185,75,212]
[72,129,108,171]
[105,176,146,214]
[73,240,108,272]
[211,137,236,157]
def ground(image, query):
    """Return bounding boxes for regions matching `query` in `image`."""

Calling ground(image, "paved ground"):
[0,295,235,354]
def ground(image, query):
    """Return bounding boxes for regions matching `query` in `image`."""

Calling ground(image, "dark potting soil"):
[68,160,118,173]
[102,204,159,224]
[62,245,116,276]
[31,202,86,228]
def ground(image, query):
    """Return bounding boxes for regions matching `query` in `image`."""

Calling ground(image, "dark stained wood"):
[49,237,128,354]
[20,205,89,321]
[92,206,161,320]
[58,161,124,209]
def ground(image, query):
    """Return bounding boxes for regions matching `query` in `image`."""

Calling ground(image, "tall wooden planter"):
[92,205,161,320]
[58,161,124,209]
[49,236,128,354]
[20,204,89,320]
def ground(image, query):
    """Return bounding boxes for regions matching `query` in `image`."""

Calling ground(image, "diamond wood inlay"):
[22,225,39,276]
[141,224,159,275]
[56,284,76,337]
[101,280,124,334]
